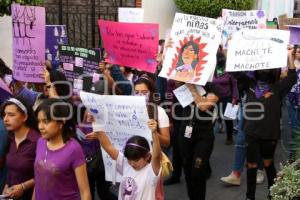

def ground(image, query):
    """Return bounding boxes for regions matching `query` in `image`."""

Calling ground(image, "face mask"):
[134,92,150,103]
[216,66,225,77]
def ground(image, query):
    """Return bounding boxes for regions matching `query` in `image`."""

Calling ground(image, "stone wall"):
[43,0,137,47]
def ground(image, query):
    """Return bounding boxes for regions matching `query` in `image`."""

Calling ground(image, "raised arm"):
[94,131,119,160]
[185,83,219,112]
[148,119,161,175]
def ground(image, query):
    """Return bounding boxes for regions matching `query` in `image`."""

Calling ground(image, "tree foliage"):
[173,0,255,18]
[0,0,43,16]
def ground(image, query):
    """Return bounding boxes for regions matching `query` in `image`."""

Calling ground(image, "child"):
[34,98,91,200]
[92,119,161,200]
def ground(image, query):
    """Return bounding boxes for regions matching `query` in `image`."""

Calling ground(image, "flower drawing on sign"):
[256,10,265,19]
[167,35,208,82]
[145,58,156,66]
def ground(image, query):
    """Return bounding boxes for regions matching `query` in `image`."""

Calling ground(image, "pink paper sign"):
[12,4,45,83]
[98,20,159,73]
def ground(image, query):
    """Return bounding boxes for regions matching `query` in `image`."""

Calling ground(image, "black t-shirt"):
[244,69,297,140]
[180,82,220,135]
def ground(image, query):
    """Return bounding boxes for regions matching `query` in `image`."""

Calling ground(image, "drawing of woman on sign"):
[167,35,208,83]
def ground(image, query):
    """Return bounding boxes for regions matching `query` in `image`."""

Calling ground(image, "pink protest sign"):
[12,4,45,83]
[98,20,159,73]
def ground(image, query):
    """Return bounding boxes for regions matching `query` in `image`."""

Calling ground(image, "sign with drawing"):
[226,29,290,71]
[222,9,266,48]
[45,25,68,61]
[12,4,45,83]
[159,13,223,85]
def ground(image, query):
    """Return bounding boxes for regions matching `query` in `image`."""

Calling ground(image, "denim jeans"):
[288,103,300,159]
[233,105,263,172]
[287,100,298,128]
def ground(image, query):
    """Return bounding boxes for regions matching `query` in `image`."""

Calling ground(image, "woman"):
[134,76,170,147]
[1,97,40,200]
[244,49,297,200]
[286,45,300,160]
[181,82,219,200]
[34,98,91,200]
[213,50,239,145]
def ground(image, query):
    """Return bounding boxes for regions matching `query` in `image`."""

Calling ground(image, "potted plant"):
[173,0,255,18]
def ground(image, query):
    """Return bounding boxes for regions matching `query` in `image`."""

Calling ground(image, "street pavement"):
[95,105,291,200]
[164,105,290,200]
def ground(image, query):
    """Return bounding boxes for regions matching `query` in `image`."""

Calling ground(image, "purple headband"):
[125,143,149,152]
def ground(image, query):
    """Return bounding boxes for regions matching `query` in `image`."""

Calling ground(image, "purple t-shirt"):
[6,128,40,186]
[34,138,85,200]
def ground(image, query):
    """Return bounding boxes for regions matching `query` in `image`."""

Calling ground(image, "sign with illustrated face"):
[159,13,223,85]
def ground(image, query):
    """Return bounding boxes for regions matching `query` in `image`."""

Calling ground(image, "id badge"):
[184,125,193,138]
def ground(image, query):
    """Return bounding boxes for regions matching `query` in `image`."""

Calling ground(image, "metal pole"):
[92,0,96,47]
[59,0,63,25]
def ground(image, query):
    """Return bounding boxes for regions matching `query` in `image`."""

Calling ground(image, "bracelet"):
[21,183,26,191]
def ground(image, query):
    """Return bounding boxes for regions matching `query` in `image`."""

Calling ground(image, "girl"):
[34,98,91,200]
[134,76,170,147]
[1,97,40,200]
[94,119,161,200]
[134,76,170,199]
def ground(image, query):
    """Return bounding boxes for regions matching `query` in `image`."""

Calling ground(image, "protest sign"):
[173,84,206,107]
[287,25,300,45]
[226,29,290,72]
[12,4,45,83]
[79,91,151,182]
[46,25,68,61]
[159,13,223,85]
[118,7,144,23]
[173,85,194,108]
[99,20,159,73]
[0,16,13,69]
[59,45,101,91]
[224,103,239,120]
[222,9,266,48]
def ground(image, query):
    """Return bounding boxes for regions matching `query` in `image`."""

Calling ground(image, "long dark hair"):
[0,97,38,131]
[0,58,12,79]
[124,135,150,161]
[176,41,199,69]
[36,98,76,143]
[134,76,158,120]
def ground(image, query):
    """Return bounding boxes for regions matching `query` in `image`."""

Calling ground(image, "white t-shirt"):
[157,106,169,128]
[116,153,160,200]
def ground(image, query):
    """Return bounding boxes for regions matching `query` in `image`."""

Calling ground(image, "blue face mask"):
[134,92,150,103]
